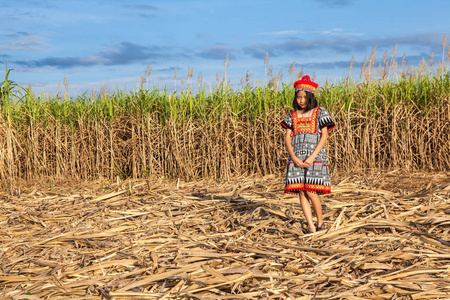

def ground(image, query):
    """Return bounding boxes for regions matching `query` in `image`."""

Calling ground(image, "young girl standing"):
[280,75,335,233]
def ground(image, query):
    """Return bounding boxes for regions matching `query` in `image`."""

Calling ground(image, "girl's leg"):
[299,191,315,232]
[306,192,323,227]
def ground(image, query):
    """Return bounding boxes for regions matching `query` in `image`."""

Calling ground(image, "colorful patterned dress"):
[280,106,335,195]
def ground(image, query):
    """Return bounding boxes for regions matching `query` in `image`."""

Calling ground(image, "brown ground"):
[1,170,449,299]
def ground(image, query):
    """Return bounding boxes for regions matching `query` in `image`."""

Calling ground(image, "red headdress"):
[293,75,318,94]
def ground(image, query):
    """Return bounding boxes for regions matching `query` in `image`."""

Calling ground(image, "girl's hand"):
[303,156,315,168]
[292,156,304,168]
[293,156,309,168]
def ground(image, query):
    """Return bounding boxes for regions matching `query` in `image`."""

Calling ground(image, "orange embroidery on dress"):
[285,182,331,195]
[290,106,321,135]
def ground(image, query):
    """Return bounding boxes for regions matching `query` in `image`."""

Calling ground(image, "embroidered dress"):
[280,106,335,195]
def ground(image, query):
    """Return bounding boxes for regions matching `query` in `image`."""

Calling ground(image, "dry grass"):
[1,96,450,191]
[1,171,449,299]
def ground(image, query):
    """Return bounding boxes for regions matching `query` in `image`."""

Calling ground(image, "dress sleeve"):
[280,111,294,131]
[318,106,335,131]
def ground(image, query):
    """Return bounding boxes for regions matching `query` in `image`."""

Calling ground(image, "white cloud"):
[0,32,49,52]
[197,45,237,60]
[322,28,363,36]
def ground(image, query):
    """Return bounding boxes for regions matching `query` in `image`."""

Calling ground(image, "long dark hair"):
[293,90,318,111]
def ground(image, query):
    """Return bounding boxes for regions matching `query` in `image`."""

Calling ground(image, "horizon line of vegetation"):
[1,40,450,126]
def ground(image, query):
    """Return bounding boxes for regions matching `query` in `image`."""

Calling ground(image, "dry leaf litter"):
[0,171,449,299]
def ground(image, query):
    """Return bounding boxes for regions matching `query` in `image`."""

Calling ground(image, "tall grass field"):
[1,49,450,191]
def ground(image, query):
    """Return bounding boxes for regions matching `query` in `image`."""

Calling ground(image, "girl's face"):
[296,90,308,109]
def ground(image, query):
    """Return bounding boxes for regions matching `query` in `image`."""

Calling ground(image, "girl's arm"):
[285,129,307,168]
[304,127,329,167]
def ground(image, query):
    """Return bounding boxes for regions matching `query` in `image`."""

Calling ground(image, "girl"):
[280,75,335,233]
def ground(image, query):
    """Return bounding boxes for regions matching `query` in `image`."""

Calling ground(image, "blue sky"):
[1,0,449,96]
